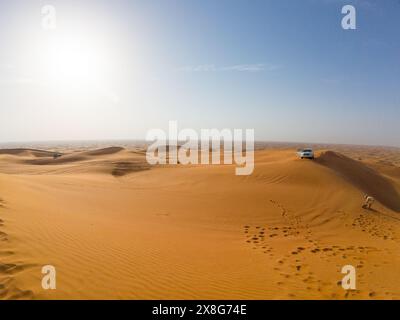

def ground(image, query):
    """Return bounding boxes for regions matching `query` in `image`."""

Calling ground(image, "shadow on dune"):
[23,155,87,165]
[111,161,150,177]
[21,147,125,165]
[16,147,150,176]
[81,147,124,156]
[0,148,57,158]
[315,151,400,212]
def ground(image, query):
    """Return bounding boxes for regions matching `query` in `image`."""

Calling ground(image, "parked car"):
[297,148,314,159]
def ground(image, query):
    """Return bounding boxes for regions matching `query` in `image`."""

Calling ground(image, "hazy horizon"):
[0,138,399,150]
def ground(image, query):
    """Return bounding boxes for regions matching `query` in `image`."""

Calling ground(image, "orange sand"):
[0,146,400,299]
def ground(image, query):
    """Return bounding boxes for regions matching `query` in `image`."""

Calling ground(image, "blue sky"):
[0,0,399,146]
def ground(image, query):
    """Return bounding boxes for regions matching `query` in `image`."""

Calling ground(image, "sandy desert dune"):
[0,144,400,299]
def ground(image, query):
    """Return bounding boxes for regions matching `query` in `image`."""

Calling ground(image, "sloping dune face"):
[0,148,58,158]
[23,147,125,165]
[0,147,150,176]
[82,147,125,156]
[0,146,400,300]
[316,151,400,212]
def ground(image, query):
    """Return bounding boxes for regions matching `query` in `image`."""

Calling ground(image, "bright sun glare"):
[39,31,109,88]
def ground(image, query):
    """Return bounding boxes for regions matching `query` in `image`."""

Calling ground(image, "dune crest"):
[315,151,400,212]
[0,148,57,158]
[22,147,126,166]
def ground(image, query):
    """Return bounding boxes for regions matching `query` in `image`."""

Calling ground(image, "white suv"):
[297,148,314,159]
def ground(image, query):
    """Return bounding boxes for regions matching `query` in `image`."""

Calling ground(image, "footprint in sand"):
[0,250,14,257]
[7,289,34,300]
[269,199,310,238]
[0,231,8,241]
[351,213,397,241]
[243,225,274,255]
[0,263,35,275]
[0,264,36,299]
